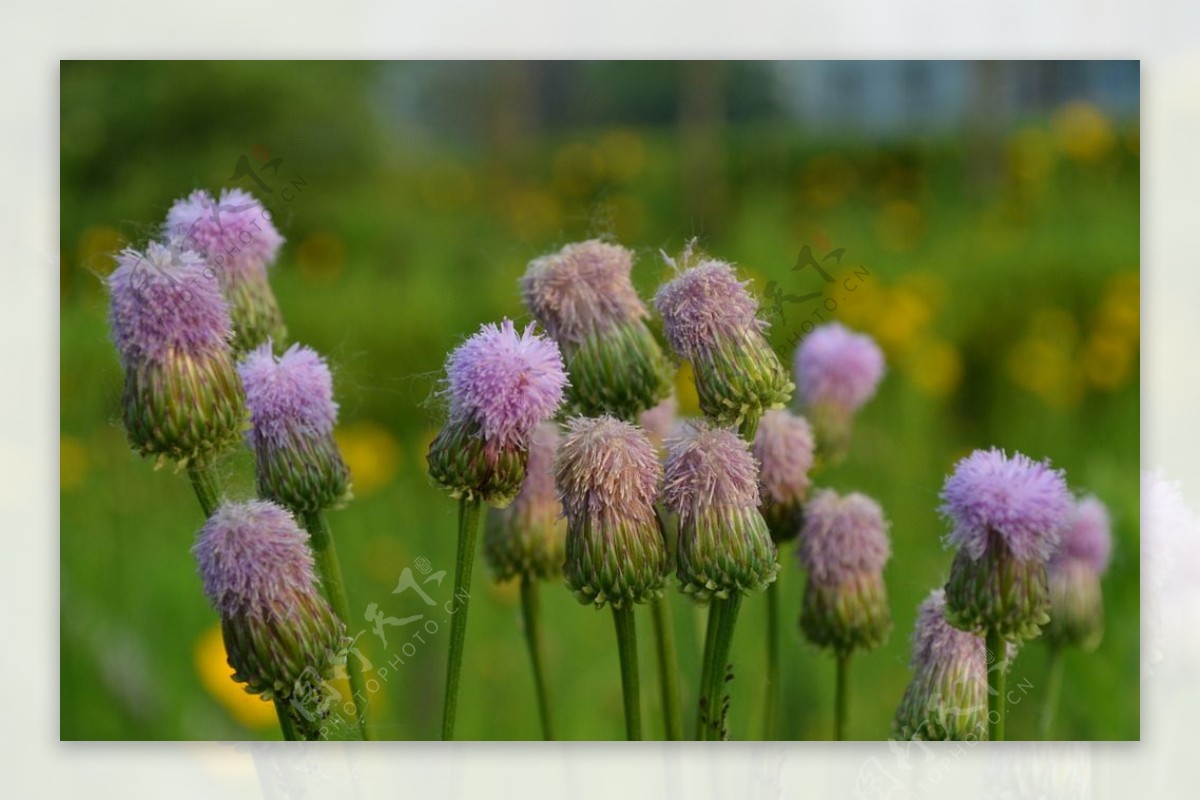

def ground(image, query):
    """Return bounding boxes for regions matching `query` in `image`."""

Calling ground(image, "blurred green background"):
[60,61,1139,741]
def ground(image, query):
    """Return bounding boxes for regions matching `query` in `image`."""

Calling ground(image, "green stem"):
[650,596,682,740]
[739,411,762,443]
[834,652,849,741]
[1040,645,1065,739]
[273,699,299,741]
[696,598,722,739]
[612,604,642,740]
[987,628,1006,741]
[699,594,743,740]
[186,459,221,517]
[519,577,554,740]
[764,581,780,740]
[442,495,482,740]
[301,510,370,740]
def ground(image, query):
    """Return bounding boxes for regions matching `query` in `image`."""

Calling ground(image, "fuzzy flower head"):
[556,416,667,607]
[522,239,648,345]
[752,409,815,541]
[940,448,1073,562]
[165,187,284,276]
[239,342,339,444]
[107,242,233,367]
[443,319,568,450]
[798,490,891,586]
[1052,495,1113,575]
[484,422,566,581]
[193,500,345,703]
[794,322,885,414]
[654,256,762,361]
[238,342,350,513]
[664,421,778,601]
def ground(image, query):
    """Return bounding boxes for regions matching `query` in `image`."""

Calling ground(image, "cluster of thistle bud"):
[107,188,361,736]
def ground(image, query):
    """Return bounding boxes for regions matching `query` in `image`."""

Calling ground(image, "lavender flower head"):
[1046,495,1113,651]
[107,242,244,464]
[797,490,892,655]
[940,448,1073,643]
[893,589,1004,741]
[793,323,884,461]
[752,409,815,543]
[166,188,286,352]
[663,421,778,601]
[193,500,345,706]
[556,416,667,607]
[654,246,792,428]
[523,240,672,419]
[238,342,351,513]
[638,393,678,450]
[485,422,566,582]
[428,319,568,506]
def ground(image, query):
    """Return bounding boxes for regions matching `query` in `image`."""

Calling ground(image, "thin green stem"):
[300,510,369,740]
[186,459,221,517]
[764,581,780,740]
[274,699,299,741]
[612,604,642,740]
[650,596,682,740]
[696,599,722,739]
[699,594,743,740]
[834,652,850,741]
[739,411,762,443]
[1040,645,1065,739]
[442,495,482,740]
[519,577,554,740]
[987,628,1006,741]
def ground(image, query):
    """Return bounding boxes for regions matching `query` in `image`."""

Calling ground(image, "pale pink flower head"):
[752,409,816,509]
[794,322,885,414]
[1052,495,1113,575]
[238,342,339,445]
[165,187,284,278]
[940,448,1073,562]
[654,257,762,361]
[798,489,891,587]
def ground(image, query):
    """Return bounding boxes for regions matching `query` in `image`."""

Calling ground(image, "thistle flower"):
[107,242,244,465]
[166,188,286,352]
[664,422,778,601]
[654,249,792,428]
[893,589,1001,741]
[556,416,668,607]
[238,342,351,514]
[638,393,678,451]
[1045,495,1113,651]
[523,240,673,419]
[797,489,892,655]
[484,422,565,581]
[940,449,1073,644]
[193,500,346,717]
[793,322,884,460]
[427,320,568,507]
[752,409,816,543]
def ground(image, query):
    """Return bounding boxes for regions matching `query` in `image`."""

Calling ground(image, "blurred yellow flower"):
[801,154,857,209]
[903,338,963,399]
[873,286,932,358]
[599,129,647,184]
[1053,101,1115,163]
[674,362,701,417]
[335,420,400,499]
[60,434,89,491]
[874,200,924,253]
[1083,330,1135,391]
[505,186,562,242]
[296,231,347,287]
[1007,335,1085,410]
[194,623,277,729]
[1007,126,1057,186]
[1094,271,1140,342]
[554,142,604,197]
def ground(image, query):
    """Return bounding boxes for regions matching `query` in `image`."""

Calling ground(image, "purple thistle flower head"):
[794,322,885,414]
[443,319,568,449]
[165,188,284,277]
[556,415,662,525]
[522,239,649,345]
[910,589,989,675]
[753,409,815,507]
[798,489,891,586]
[192,500,320,619]
[107,242,233,367]
[940,448,1073,562]
[653,256,762,360]
[514,421,561,515]
[662,421,761,514]
[238,342,339,445]
[1052,495,1113,575]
